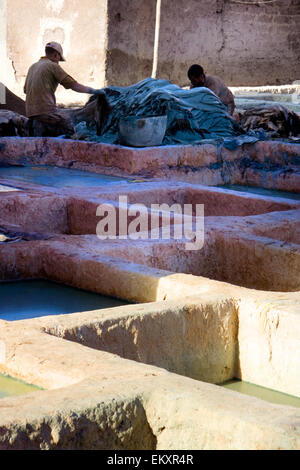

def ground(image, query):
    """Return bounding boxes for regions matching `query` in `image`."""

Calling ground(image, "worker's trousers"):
[28,111,74,138]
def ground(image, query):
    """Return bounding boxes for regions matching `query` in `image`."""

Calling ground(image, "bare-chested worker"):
[24,41,100,137]
[187,64,235,115]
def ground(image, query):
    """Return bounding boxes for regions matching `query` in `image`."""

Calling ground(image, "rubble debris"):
[0,225,53,243]
[0,233,22,244]
[239,104,300,138]
[0,110,29,137]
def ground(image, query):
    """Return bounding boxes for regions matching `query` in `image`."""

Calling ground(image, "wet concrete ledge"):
[0,136,299,191]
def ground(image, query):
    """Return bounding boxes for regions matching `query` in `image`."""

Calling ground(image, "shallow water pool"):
[0,373,41,398]
[0,165,130,188]
[0,280,130,321]
[221,379,300,408]
[217,184,300,201]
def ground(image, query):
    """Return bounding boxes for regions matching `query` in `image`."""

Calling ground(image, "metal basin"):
[118,115,167,147]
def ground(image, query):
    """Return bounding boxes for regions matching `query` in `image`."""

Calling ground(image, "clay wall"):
[1,0,300,105]
[1,0,107,103]
[107,0,300,87]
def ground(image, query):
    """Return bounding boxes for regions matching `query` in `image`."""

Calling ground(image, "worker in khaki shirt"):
[24,41,100,137]
[187,64,235,115]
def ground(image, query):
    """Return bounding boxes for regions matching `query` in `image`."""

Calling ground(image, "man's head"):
[187,64,206,87]
[45,41,66,63]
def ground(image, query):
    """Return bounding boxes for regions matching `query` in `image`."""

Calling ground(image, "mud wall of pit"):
[106,0,300,87]
[0,137,300,193]
[45,299,239,385]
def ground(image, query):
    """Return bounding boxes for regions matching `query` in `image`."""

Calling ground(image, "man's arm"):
[218,83,235,115]
[227,100,235,116]
[70,82,98,94]
[222,88,235,115]
[205,75,235,115]
[23,75,28,94]
[57,69,98,94]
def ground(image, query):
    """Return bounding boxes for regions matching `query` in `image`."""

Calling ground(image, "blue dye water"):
[217,184,300,201]
[0,165,129,188]
[0,280,130,321]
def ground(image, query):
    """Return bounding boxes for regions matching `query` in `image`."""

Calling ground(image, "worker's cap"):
[45,41,66,61]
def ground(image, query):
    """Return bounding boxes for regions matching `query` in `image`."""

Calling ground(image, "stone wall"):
[1,0,107,104]
[107,0,300,87]
[106,0,156,86]
[1,0,300,106]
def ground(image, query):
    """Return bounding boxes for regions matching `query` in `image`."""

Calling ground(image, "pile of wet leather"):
[1,78,300,144]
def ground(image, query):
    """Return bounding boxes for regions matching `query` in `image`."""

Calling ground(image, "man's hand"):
[91,89,106,96]
[71,83,102,94]
[84,87,105,95]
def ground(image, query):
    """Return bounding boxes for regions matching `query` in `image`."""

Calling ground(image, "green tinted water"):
[221,379,300,408]
[0,280,130,321]
[0,373,42,398]
[217,184,300,201]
